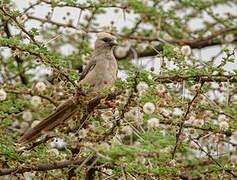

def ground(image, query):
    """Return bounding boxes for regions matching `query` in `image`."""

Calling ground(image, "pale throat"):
[94,46,113,57]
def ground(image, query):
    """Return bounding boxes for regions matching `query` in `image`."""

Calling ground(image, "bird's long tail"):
[19,99,78,144]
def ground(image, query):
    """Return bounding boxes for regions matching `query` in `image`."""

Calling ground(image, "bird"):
[19,32,118,144]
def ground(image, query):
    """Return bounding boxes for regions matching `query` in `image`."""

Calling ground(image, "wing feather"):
[79,59,96,81]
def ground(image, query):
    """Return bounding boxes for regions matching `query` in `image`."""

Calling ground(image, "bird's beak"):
[109,40,118,46]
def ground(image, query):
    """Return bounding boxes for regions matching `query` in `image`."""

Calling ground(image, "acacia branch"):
[0,43,82,93]
[27,15,82,31]
[0,156,93,176]
[23,15,236,61]
[94,71,139,142]
[6,89,58,107]
[154,74,237,83]
[41,0,126,10]
[2,20,28,85]
[23,135,55,151]
[0,7,40,48]
[190,137,237,178]
[172,82,204,159]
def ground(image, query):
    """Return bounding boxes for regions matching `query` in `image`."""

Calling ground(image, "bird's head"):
[95,32,118,50]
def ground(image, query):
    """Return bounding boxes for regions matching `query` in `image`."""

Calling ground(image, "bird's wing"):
[79,59,97,81]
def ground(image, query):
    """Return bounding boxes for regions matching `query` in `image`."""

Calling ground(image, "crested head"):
[94,32,118,51]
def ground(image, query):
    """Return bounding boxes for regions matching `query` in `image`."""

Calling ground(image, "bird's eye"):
[102,37,111,42]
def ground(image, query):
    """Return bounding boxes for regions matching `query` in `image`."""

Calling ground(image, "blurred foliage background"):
[0,0,237,179]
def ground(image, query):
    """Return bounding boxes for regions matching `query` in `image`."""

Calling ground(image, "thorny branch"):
[0,7,40,48]
[94,71,139,142]
[190,137,237,178]
[2,19,28,85]
[0,156,94,176]
[154,74,237,83]
[172,82,205,159]
[6,89,58,107]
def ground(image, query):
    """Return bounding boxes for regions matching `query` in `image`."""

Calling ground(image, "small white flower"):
[143,102,155,114]
[225,34,235,43]
[114,46,129,58]
[121,126,133,136]
[137,82,148,92]
[31,120,40,128]
[156,84,166,93]
[20,122,29,129]
[35,82,46,92]
[219,121,229,130]
[30,96,41,107]
[0,89,7,101]
[78,128,88,139]
[23,172,35,180]
[22,111,32,121]
[147,118,159,128]
[181,45,191,56]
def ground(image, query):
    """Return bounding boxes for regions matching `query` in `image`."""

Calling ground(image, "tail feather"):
[19,99,78,144]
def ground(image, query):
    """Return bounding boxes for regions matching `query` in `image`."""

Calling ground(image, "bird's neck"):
[93,47,113,57]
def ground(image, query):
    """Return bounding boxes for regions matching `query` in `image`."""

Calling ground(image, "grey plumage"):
[19,32,118,144]
[79,32,118,90]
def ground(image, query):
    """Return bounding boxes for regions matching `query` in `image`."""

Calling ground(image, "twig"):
[172,82,204,159]
[0,156,93,176]
[21,135,55,151]
[189,136,237,178]
[0,7,40,48]
[6,89,58,107]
